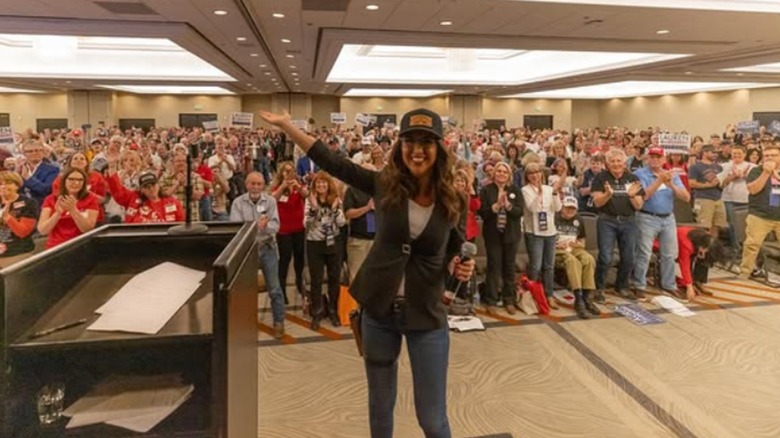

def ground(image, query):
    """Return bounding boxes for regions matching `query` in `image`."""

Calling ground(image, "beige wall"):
[339,96,449,128]
[310,95,340,130]
[571,100,601,130]
[114,93,242,128]
[482,98,572,130]
[0,93,68,131]
[598,89,753,137]
[241,94,272,128]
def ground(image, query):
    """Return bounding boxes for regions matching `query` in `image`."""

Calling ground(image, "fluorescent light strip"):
[724,62,780,74]
[327,44,688,85]
[0,34,235,81]
[344,88,451,97]
[98,85,235,95]
[0,86,43,93]
[502,81,779,99]
[506,0,780,13]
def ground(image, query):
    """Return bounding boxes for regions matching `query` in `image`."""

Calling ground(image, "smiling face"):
[69,153,88,171]
[401,132,438,180]
[63,169,86,196]
[493,164,510,185]
[314,178,329,196]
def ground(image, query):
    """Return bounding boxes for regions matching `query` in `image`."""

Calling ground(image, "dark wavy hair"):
[379,138,464,223]
[58,167,90,200]
[688,228,729,267]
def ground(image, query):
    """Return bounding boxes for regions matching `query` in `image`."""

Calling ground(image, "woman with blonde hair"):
[0,171,38,259]
[304,170,346,329]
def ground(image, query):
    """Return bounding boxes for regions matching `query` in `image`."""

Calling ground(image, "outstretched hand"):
[258,110,291,127]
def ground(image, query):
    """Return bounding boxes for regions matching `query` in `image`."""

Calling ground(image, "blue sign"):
[615,304,665,325]
[737,120,759,135]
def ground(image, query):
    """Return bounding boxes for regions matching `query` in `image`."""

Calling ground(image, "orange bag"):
[338,262,359,325]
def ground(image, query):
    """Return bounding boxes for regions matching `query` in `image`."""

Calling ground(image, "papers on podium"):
[88,262,206,334]
[63,374,194,433]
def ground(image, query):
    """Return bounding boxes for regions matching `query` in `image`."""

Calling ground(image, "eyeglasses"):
[65,177,85,183]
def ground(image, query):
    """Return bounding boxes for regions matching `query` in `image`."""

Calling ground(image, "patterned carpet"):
[257,271,780,437]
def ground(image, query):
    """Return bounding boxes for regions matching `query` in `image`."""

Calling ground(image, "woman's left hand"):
[258,110,290,127]
[451,256,476,282]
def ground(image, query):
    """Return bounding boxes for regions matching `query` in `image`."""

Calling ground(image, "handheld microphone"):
[442,242,478,305]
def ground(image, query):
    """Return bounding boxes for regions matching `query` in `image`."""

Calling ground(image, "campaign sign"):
[231,112,253,128]
[737,120,759,135]
[615,304,665,326]
[202,120,219,133]
[330,112,347,124]
[0,127,13,144]
[657,133,691,153]
[291,120,308,131]
[768,120,780,136]
[355,113,372,127]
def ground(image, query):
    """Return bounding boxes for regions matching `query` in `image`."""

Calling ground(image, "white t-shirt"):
[521,184,562,237]
[718,161,755,203]
[208,154,236,180]
[397,200,434,298]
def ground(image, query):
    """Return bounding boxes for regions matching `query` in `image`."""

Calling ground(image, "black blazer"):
[478,183,524,244]
[308,141,464,330]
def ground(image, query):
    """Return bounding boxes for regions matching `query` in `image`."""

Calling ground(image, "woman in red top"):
[0,171,38,258]
[106,170,184,223]
[675,226,728,301]
[665,152,690,191]
[51,152,107,222]
[454,168,480,242]
[38,167,100,249]
[271,161,309,301]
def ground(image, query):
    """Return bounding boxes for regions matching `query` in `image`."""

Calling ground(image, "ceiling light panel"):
[502,80,779,99]
[0,34,235,81]
[0,86,43,93]
[505,0,780,13]
[724,62,780,74]
[327,44,688,85]
[98,85,235,95]
[344,88,452,97]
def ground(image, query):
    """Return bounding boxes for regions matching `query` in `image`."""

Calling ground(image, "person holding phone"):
[271,161,309,302]
[260,108,474,438]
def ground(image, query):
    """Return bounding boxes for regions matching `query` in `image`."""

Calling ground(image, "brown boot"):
[485,305,499,316]
[273,322,285,339]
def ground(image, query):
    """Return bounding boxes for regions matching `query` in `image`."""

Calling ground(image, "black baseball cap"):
[139,172,158,187]
[399,108,443,140]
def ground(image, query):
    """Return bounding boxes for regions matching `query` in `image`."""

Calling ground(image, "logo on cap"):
[409,115,433,128]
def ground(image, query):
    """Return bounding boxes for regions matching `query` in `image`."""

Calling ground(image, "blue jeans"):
[633,213,678,291]
[595,216,637,291]
[259,243,285,324]
[362,312,451,438]
[524,233,557,297]
[199,195,213,222]
[724,201,747,250]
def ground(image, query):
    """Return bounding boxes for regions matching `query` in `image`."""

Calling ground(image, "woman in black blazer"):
[478,161,524,315]
[260,108,474,438]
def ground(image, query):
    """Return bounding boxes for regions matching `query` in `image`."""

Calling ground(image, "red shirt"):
[466,195,481,241]
[274,186,305,235]
[42,193,100,249]
[196,164,214,196]
[677,226,696,287]
[52,171,107,222]
[665,162,690,192]
[106,174,184,223]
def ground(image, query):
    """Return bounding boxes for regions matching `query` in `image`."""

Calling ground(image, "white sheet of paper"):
[651,296,696,317]
[88,262,205,334]
[447,316,485,332]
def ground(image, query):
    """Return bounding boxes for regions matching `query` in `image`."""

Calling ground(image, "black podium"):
[0,222,259,438]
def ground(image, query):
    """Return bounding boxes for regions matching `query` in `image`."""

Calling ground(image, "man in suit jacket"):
[478,161,524,315]
[20,139,59,207]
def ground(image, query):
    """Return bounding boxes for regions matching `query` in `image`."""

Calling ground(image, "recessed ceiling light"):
[65,80,72,83]
[736,73,744,76]
[291,72,298,76]
[213,10,228,16]
[237,37,247,42]
[264,72,271,75]
[656,29,670,35]
[272,13,285,18]
[440,21,453,26]
[250,53,258,57]
[366,5,379,10]
[290,65,296,69]
[281,38,291,43]
[246,83,251,86]
[286,54,294,59]
[685,71,693,75]
[260,64,267,67]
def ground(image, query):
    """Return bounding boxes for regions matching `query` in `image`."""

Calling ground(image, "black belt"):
[639,210,671,218]
[599,213,635,221]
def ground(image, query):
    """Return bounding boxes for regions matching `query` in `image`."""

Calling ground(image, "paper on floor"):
[448,315,485,332]
[651,296,696,317]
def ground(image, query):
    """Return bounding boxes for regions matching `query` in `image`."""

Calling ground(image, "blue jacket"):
[296,156,318,178]
[23,160,59,207]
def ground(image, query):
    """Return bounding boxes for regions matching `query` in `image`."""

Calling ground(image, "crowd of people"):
[2,115,779,335]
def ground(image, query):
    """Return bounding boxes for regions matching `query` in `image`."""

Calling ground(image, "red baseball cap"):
[647,147,665,156]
